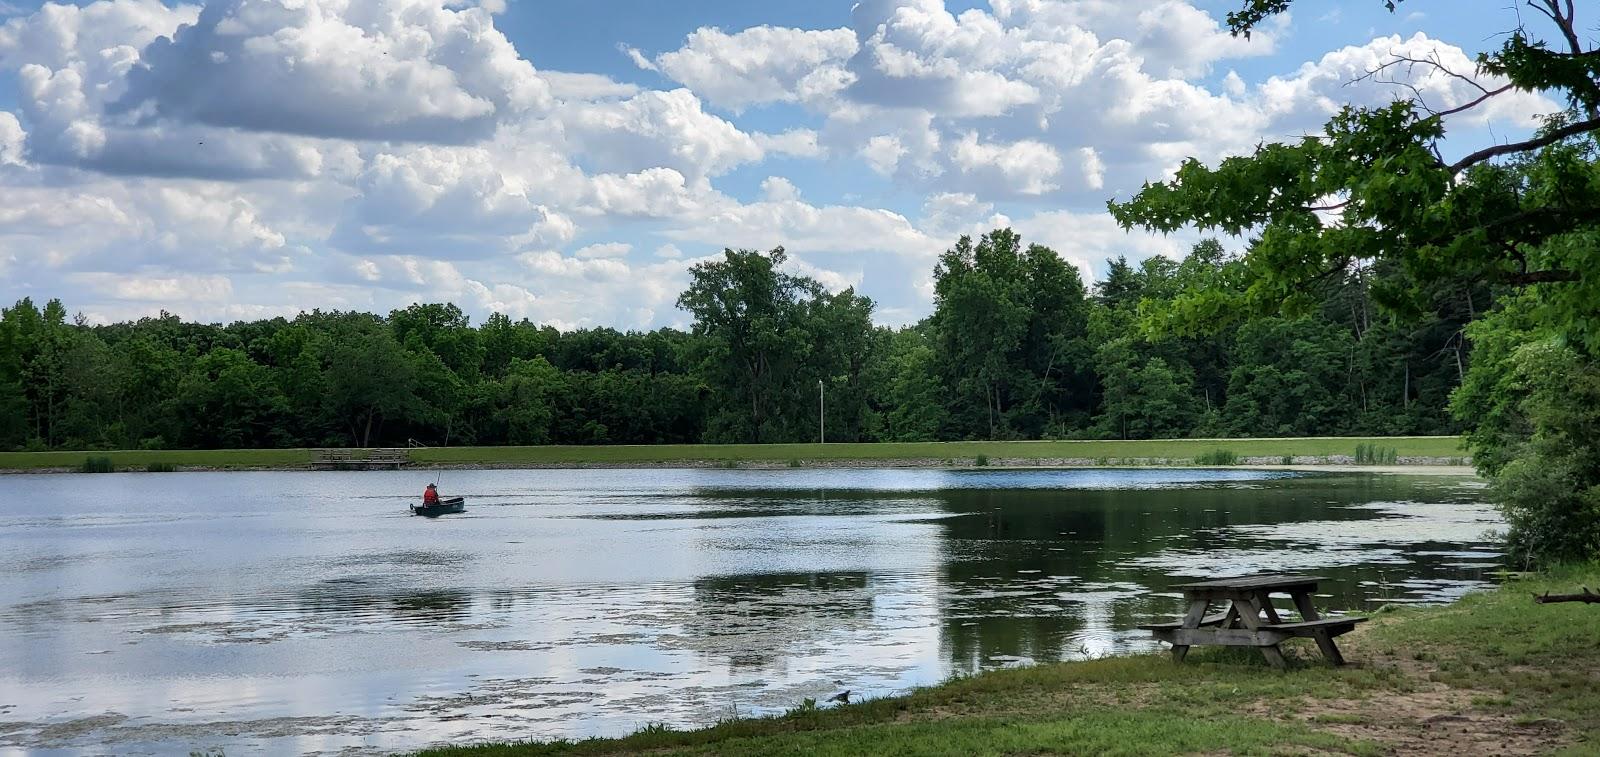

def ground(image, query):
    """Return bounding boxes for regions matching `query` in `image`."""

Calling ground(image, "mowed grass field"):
[0,436,1468,471]
[416,566,1600,756]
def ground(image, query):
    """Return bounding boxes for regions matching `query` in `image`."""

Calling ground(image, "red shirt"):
[423,488,439,505]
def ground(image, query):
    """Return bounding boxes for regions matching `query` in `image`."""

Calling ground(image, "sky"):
[0,0,1562,329]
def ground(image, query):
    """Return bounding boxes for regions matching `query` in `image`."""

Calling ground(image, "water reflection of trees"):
[676,571,873,672]
[387,590,474,625]
[666,477,1463,673]
[294,581,474,627]
[925,476,1451,670]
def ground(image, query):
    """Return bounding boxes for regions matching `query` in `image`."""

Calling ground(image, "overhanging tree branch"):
[1436,84,1514,117]
[1448,115,1600,173]
[1531,0,1584,59]
[1501,269,1581,285]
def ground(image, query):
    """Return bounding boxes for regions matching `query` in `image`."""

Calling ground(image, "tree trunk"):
[361,411,373,448]
[986,383,996,440]
[750,389,761,444]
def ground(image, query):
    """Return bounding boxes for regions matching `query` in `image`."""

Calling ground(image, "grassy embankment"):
[421,566,1600,757]
[0,436,1467,472]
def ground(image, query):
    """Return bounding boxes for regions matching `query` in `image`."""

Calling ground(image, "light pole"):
[818,379,825,444]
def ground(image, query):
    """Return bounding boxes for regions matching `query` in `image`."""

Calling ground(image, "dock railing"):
[310,448,411,470]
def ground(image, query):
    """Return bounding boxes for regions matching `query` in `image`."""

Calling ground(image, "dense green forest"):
[0,233,1479,452]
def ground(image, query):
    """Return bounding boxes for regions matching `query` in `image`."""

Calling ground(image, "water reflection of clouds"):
[1234,502,1503,546]
[1127,546,1411,576]
[1124,501,1503,596]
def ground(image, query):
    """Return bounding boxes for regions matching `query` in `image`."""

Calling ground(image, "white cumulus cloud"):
[651,25,857,111]
[115,0,551,143]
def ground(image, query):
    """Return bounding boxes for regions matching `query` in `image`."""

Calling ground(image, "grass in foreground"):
[419,566,1600,756]
[0,436,1467,471]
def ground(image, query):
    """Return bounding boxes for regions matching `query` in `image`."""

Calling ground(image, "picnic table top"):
[1170,574,1326,592]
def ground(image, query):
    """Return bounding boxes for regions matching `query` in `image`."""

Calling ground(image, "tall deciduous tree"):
[932,229,1091,439]
[322,325,418,448]
[176,348,289,448]
[678,247,875,443]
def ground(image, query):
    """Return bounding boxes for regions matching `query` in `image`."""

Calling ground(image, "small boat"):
[410,496,466,517]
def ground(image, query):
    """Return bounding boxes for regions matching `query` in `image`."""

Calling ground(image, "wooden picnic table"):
[1138,574,1366,669]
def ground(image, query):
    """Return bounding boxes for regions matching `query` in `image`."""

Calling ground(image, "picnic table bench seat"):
[1270,617,1367,635]
[1135,612,1231,631]
[1138,616,1365,634]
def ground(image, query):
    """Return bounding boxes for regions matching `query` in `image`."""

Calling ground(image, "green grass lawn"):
[0,447,312,471]
[0,436,1468,471]
[419,566,1599,756]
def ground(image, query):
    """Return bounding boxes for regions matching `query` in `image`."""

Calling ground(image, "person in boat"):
[422,483,441,506]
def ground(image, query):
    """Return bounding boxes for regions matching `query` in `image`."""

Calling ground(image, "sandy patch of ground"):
[1238,650,1571,756]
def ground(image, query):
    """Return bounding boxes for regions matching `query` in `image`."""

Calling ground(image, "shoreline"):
[415,567,1595,756]
[0,436,1473,474]
[0,459,1478,476]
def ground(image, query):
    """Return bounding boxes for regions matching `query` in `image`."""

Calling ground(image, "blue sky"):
[0,0,1560,328]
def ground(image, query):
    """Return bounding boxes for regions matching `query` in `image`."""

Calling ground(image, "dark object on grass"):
[827,690,850,704]
[1533,588,1600,604]
[411,497,466,517]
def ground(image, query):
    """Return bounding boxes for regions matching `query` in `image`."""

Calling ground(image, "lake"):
[0,468,1501,755]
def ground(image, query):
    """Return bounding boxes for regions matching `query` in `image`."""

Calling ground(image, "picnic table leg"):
[1234,595,1288,670]
[1259,596,1283,624]
[1290,591,1346,666]
[1222,601,1242,629]
[1258,644,1289,669]
[1311,630,1345,666]
[1290,591,1321,621]
[1171,598,1210,663]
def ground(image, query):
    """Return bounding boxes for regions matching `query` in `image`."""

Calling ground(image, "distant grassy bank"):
[0,436,1468,472]
[417,566,1598,756]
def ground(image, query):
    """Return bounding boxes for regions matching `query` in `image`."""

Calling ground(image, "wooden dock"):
[310,448,410,470]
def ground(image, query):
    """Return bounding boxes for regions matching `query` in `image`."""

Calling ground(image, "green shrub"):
[786,458,803,468]
[1354,444,1398,464]
[1194,449,1238,466]
[1281,454,1294,465]
[80,456,115,473]
[146,462,177,473]
[974,454,989,466]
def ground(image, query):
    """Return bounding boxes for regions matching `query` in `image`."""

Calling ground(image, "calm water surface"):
[0,468,1500,754]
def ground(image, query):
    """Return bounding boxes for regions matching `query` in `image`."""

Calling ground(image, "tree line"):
[0,232,1477,452]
